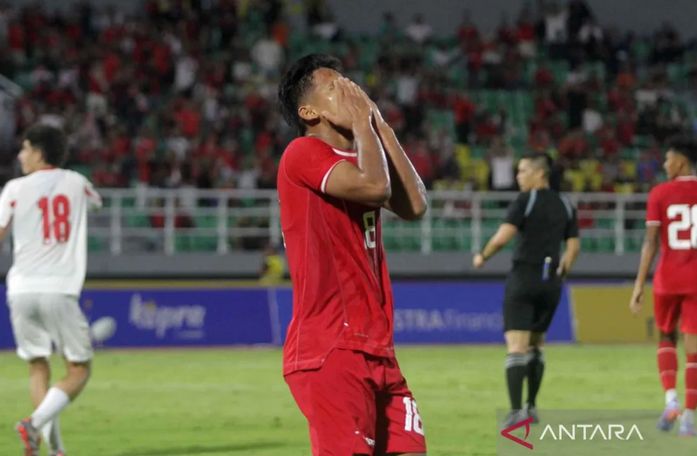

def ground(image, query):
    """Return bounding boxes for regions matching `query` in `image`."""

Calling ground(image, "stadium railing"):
[83,188,647,255]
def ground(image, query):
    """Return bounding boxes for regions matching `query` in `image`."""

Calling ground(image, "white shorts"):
[7,293,93,362]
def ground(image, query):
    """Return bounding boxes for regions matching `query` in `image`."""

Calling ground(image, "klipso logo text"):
[501,417,644,450]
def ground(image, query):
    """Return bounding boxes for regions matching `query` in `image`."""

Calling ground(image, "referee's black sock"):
[526,347,545,407]
[505,353,528,410]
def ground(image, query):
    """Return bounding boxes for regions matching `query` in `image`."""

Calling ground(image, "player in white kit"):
[1,124,102,456]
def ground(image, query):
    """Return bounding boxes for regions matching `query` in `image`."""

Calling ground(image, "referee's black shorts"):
[503,262,563,333]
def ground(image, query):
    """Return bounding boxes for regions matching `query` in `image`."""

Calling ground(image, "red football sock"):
[657,341,678,391]
[685,354,697,410]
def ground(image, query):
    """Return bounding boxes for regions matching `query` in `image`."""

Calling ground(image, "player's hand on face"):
[473,253,485,269]
[321,77,372,131]
[367,97,387,129]
[350,84,385,127]
[629,288,643,315]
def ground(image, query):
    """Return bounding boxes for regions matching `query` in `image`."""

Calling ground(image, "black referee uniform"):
[503,188,579,333]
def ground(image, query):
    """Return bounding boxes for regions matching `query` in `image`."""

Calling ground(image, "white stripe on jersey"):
[0,169,101,296]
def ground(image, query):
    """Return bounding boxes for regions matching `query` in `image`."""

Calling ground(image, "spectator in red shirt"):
[174,99,201,138]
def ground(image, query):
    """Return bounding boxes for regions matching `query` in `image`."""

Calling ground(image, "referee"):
[473,153,580,427]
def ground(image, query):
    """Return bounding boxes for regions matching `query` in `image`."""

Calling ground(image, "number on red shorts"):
[402,397,424,435]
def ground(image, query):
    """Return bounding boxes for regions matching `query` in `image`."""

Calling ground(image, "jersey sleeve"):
[83,177,103,210]
[564,206,579,239]
[646,186,661,226]
[282,137,346,193]
[504,192,529,228]
[0,180,17,228]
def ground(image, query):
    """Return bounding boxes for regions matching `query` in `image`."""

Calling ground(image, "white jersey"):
[0,168,102,296]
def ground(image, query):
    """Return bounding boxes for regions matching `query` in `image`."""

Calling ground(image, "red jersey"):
[278,136,395,375]
[646,176,697,294]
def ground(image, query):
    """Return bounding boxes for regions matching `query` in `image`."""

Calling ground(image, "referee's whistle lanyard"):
[541,256,552,281]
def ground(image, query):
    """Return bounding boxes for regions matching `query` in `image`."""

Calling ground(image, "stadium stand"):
[0,0,695,254]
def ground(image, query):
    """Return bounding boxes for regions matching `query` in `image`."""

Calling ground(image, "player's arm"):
[0,181,15,242]
[370,111,428,220]
[474,193,528,268]
[85,185,103,209]
[85,181,103,210]
[557,237,580,278]
[323,79,391,206]
[557,202,580,278]
[631,187,662,314]
[0,224,9,241]
[630,225,660,315]
[473,223,518,268]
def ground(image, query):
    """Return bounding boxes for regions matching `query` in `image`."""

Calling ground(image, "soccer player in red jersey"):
[631,135,697,437]
[277,54,428,455]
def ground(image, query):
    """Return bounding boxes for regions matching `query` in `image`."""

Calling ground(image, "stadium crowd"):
[1,0,697,194]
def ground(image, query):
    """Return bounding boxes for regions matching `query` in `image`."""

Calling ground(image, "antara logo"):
[539,424,644,441]
[500,416,534,450]
[501,417,645,450]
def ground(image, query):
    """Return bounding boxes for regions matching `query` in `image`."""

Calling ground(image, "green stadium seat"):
[596,219,614,229]
[72,165,91,178]
[88,235,106,252]
[581,237,597,253]
[456,231,472,252]
[470,145,486,160]
[192,235,218,252]
[626,237,642,253]
[396,221,421,252]
[382,219,399,251]
[550,61,569,85]
[195,215,218,229]
[358,39,379,71]
[175,233,216,252]
[125,213,151,228]
[383,235,399,251]
[596,238,615,253]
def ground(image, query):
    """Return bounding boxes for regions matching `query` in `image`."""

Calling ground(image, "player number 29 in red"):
[38,195,71,243]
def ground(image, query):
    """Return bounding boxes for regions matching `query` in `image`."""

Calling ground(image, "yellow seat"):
[588,173,603,191]
[472,159,490,190]
[579,159,600,179]
[614,182,636,194]
[620,160,637,180]
[564,169,586,192]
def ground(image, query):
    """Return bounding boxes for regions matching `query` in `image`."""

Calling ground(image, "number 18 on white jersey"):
[0,169,102,296]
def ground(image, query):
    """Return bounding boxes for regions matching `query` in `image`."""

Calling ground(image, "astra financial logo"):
[500,416,645,450]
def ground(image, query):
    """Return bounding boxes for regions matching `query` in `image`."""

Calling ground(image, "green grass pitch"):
[0,344,676,455]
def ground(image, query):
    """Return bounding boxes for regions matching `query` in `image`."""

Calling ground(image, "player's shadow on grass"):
[117,441,285,455]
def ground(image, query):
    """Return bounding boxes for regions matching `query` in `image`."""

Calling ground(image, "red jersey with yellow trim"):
[646,176,697,294]
[277,136,394,376]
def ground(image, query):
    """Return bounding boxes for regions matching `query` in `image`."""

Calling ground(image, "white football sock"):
[40,420,52,446]
[666,389,678,405]
[31,387,70,429]
[41,417,64,452]
[683,409,695,423]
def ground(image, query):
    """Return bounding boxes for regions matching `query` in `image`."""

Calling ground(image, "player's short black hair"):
[520,152,552,178]
[278,53,343,135]
[667,134,697,166]
[23,124,68,167]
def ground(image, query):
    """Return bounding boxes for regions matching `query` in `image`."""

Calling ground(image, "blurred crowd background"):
[1,0,697,194]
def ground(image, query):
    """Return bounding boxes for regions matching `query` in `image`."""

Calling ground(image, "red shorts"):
[285,348,427,456]
[654,292,697,334]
